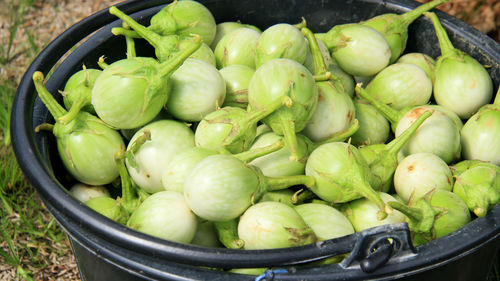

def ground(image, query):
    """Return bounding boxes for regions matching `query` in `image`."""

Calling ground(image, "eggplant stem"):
[293,17,307,29]
[387,201,424,221]
[279,113,301,162]
[32,71,67,120]
[313,72,332,82]
[351,176,388,220]
[111,27,141,38]
[157,34,202,78]
[234,140,284,163]
[97,56,109,70]
[302,27,328,75]
[115,150,139,214]
[126,130,151,172]
[214,220,245,249]
[314,119,360,147]
[354,83,401,126]
[399,0,449,28]
[123,23,137,59]
[266,175,315,191]
[291,188,317,204]
[109,6,163,50]
[424,12,459,58]
[246,107,273,125]
[493,87,500,106]
[385,110,432,155]
[34,123,54,133]
[58,97,86,125]
[474,207,487,218]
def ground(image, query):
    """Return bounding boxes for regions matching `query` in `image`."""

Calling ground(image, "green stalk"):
[234,140,284,163]
[313,26,344,52]
[313,119,360,147]
[58,66,95,124]
[126,130,151,171]
[34,123,54,133]
[301,27,328,75]
[352,176,389,220]
[259,190,295,206]
[58,96,86,124]
[156,35,201,78]
[313,72,332,82]
[387,201,423,221]
[493,87,500,106]
[123,24,137,59]
[399,0,449,27]
[109,6,163,50]
[266,174,315,191]
[97,56,109,69]
[385,110,432,155]
[32,72,67,120]
[291,189,317,204]
[115,151,139,214]
[355,84,405,129]
[214,219,245,249]
[424,12,460,58]
[279,112,300,162]
[246,107,274,125]
[111,27,141,39]
[293,17,307,29]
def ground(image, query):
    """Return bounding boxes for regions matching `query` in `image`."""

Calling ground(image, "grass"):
[0,0,36,65]
[0,1,77,280]
[1,77,74,281]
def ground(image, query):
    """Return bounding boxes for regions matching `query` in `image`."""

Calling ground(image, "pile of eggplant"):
[33,0,499,269]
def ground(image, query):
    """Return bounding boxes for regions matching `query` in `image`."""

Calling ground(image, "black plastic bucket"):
[11,0,500,280]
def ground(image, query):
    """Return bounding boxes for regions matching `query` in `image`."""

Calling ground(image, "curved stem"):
[385,110,432,155]
[493,87,500,106]
[214,219,245,249]
[32,72,67,120]
[313,119,360,148]
[111,27,141,38]
[352,176,388,220]
[157,35,201,78]
[474,207,487,218]
[234,140,284,163]
[313,25,343,52]
[109,6,162,49]
[246,107,273,126]
[266,175,315,191]
[302,27,328,75]
[126,130,151,171]
[354,83,402,126]
[58,97,87,125]
[291,189,317,204]
[260,190,294,206]
[279,112,300,162]
[97,56,109,70]
[293,17,307,29]
[34,123,54,133]
[115,151,139,215]
[424,12,459,58]
[123,24,137,59]
[313,72,332,82]
[399,0,449,28]
[387,201,423,221]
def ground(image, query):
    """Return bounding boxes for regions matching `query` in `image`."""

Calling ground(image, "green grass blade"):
[0,247,18,266]
[17,265,34,281]
[1,227,19,264]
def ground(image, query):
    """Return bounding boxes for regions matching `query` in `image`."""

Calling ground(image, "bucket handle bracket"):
[340,222,417,273]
